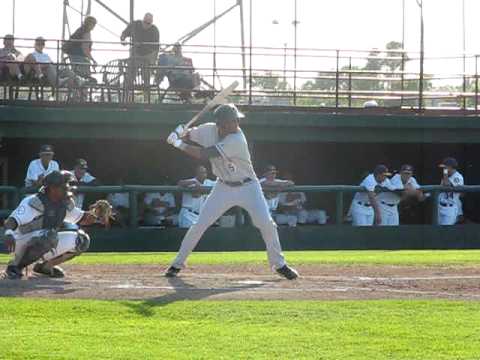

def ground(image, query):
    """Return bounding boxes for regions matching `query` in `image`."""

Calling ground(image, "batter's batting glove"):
[167,132,187,150]
[174,124,186,137]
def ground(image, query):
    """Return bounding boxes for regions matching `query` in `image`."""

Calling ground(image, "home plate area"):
[1,264,480,301]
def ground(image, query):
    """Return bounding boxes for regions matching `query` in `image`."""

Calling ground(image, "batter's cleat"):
[276,265,299,280]
[33,263,65,278]
[165,266,181,278]
[3,265,23,280]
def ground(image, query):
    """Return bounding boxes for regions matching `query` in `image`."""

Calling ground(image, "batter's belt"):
[220,178,253,187]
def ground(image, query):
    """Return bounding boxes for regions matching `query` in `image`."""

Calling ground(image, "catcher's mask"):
[42,171,75,199]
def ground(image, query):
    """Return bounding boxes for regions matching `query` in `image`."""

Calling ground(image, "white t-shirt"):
[31,50,52,64]
[108,193,129,208]
[377,174,420,205]
[10,195,84,237]
[189,123,257,182]
[70,170,96,209]
[144,192,176,215]
[25,159,60,187]
[181,178,216,213]
[353,174,393,205]
[439,171,464,206]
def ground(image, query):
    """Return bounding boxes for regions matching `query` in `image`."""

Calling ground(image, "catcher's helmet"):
[214,104,244,125]
[44,170,73,188]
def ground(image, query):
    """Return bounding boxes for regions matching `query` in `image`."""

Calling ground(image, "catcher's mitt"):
[89,200,114,228]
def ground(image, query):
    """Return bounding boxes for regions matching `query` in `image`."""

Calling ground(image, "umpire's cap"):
[439,157,458,169]
[214,104,244,125]
[44,170,73,188]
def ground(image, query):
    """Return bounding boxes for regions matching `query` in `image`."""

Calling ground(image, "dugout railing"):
[0,184,478,227]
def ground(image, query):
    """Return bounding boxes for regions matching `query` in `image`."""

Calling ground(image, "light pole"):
[416,0,424,110]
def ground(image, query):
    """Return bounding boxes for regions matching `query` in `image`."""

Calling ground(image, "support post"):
[336,191,344,225]
[431,190,439,225]
[129,190,138,228]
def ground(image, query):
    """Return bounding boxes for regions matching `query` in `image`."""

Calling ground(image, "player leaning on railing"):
[165,103,298,280]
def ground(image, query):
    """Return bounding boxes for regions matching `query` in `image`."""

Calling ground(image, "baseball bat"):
[184,80,239,130]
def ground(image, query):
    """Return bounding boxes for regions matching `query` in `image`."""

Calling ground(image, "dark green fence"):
[1,184,478,227]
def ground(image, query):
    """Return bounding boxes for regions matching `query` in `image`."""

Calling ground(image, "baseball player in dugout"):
[351,165,395,226]
[166,103,299,280]
[1,171,101,280]
[177,165,216,229]
[24,144,60,189]
[438,157,464,225]
[378,164,425,226]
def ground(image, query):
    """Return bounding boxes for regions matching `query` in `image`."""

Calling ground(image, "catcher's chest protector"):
[38,193,68,229]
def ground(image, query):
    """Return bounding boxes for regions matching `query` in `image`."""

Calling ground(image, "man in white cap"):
[25,144,60,189]
[438,157,464,225]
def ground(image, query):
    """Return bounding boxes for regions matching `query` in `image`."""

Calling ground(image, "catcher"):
[2,170,112,279]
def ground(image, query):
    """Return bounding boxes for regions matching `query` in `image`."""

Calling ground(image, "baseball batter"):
[165,103,298,280]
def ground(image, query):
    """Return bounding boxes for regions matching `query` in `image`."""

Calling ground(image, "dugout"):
[1,104,480,250]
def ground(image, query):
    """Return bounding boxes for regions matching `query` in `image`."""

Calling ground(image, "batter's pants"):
[171,180,286,270]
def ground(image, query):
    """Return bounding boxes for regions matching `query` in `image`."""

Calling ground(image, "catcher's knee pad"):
[75,230,90,254]
[17,230,59,269]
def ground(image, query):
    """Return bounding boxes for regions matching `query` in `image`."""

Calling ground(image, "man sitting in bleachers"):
[0,34,24,82]
[157,43,200,101]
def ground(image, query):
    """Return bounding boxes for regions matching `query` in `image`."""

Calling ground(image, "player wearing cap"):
[24,144,60,189]
[351,165,394,226]
[165,104,298,280]
[70,158,97,209]
[177,165,217,229]
[438,157,464,225]
[378,164,424,226]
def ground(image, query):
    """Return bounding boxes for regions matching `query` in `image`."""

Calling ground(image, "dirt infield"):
[2,264,480,301]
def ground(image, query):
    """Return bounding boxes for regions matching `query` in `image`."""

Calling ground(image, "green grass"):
[2,250,480,266]
[1,299,479,359]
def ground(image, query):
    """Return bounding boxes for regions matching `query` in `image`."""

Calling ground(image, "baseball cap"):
[214,104,244,124]
[39,144,54,155]
[75,158,88,170]
[373,164,392,176]
[400,164,414,173]
[439,157,458,169]
[35,36,46,44]
[4,34,14,40]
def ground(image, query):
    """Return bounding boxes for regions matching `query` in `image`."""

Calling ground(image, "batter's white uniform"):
[70,170,96,209]
[178,178,216,228]
[438,171,464,225]
[171,123,286,270]
[8,195,85,267]
[25,159,60,187]
[377,174,420,226]
[351,174,393,226]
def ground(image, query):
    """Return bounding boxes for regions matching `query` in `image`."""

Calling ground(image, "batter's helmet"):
[214,104,244,124]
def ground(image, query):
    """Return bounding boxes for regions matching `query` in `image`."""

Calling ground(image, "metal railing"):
[0,184,478,228]
[1,37,480,111]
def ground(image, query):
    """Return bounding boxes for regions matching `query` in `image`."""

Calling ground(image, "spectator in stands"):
[24,37,83,87]
[259,165,293,217]
[0,34,24,81]
[25,144,60,189]
[63,16,97,82]
[177,165,216,228]
[70,158,98,209]
[107,179,129,227]
[120,12,159,87]
[276,172,328,227]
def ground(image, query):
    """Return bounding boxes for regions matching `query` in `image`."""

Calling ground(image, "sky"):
[0,0,478,86]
